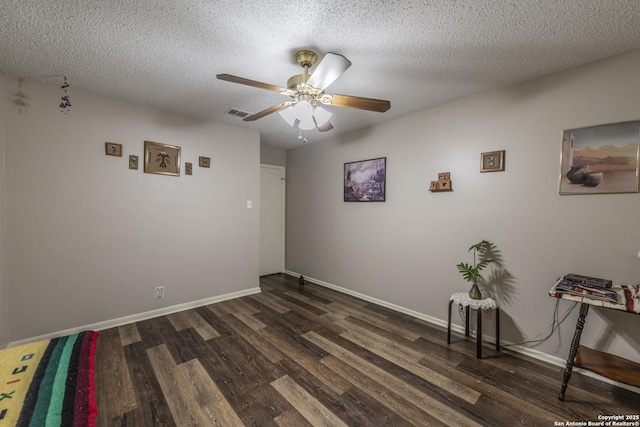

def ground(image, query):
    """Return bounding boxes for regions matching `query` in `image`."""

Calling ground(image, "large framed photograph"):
[144,140,181,177]
[559,121,640,194]
[344,157,386,202]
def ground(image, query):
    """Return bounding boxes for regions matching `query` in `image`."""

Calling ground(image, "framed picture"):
[481,150,505,172]
[344,157,386,202]
[559,121,640,194]
[199,156,211,168]
[105,142,122,157]
[144,140,181,177]
[185,162,192,175]
[129,155,138,170]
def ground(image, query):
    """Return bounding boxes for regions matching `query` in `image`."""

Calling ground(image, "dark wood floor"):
[95,274,639,426]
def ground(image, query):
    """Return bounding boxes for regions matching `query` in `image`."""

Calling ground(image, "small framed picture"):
[481,150,505,173]
[105,142,123,157]
[199,156,211,168]
[144,140,181,177]
[185,162,193,175]
[129,155,139,170]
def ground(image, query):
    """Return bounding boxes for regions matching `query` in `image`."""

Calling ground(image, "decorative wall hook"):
[60,76,71,114]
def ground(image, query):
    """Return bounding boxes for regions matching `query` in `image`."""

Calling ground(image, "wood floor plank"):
[303,330,484,427]
[168,309,220,341]
[284,289,333,307]
[94,274,640,425]
[340,305,423,342]
[260,326,352,394]
[250,291,291,314]
[122,341,176,426]
[276,356,397,427]
[178,358,245,426]
[271,375,349,427]
[337,316,482,404]
[118,323,142,346]
[302,282,369,307]
[95,328,137,426]
[340,384,419,427]
[216,310,285,364]
[167,310,193,331]
[273,409,313,427]
[226,297,262,315]
[146,344,214,426]
[321,355,446,426]
[208,299,267,331]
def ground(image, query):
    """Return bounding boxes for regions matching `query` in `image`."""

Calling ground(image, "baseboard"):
[8,287,261,348]
[284,270,640,395]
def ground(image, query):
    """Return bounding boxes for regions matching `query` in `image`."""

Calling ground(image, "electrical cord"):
[457,298,578,347]
[504,298,578,347]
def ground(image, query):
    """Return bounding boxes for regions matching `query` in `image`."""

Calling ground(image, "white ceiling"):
[2,1,640,150]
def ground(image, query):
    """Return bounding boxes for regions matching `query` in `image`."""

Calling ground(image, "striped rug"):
[0,331,99,427]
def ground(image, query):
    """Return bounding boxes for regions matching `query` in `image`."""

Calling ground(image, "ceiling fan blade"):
[217,74,287,93]
[243,102,292,121]
[317,120,334,132]
[327,94,391,112]
[306,53,351,90]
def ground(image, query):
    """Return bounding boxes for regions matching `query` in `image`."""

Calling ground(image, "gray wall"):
[286,50,640,364]
[260,144,287,166]
[0,75,8,347]
[2,76,260,342]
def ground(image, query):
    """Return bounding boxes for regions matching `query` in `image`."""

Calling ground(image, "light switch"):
[247,200,252,209]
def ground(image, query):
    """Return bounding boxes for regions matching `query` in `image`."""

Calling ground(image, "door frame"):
[260,164,286,275]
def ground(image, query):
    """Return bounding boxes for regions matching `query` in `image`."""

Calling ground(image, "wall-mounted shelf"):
[429,171,452,192]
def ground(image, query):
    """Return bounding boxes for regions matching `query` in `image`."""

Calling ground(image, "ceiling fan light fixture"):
[312,105,332,127]
[295,101,316,130]
[279,105,298,127]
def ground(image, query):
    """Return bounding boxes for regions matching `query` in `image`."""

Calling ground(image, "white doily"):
[450,292,497,310]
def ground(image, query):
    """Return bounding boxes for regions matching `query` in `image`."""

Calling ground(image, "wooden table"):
[447,292,500,359]
[549,281,640,400]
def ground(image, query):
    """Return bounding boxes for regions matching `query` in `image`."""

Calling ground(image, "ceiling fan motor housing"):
[294,50,317,69]
[287,73,310,91]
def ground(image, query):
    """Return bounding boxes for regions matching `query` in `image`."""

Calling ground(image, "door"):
[260,165,285,276]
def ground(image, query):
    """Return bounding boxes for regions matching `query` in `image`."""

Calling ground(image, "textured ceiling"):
[2,1,640,150]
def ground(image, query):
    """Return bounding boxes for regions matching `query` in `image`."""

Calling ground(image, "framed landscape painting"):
[559,121,640,195]
[344,157,386,202]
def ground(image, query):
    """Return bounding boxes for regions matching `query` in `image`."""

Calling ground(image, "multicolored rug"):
[0,331,99,426]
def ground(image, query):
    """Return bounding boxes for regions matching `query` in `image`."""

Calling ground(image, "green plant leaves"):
[468,239,491,254]
[457,240,493,283]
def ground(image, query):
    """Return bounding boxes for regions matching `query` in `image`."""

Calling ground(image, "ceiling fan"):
[217,50,391,133]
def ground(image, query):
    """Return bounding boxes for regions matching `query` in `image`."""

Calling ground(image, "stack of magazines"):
[555,274,618,303]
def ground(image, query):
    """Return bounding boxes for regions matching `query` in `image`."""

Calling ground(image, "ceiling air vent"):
[226,108,252,119]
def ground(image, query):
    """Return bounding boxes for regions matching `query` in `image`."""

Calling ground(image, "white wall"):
[0,75,8,347]
[3,76,260,342]
[286,50,640,363]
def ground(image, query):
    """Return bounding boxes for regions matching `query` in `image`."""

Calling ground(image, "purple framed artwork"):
[344,157,386,202]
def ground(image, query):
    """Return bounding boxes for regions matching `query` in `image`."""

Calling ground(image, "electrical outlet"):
[155,286,164,299]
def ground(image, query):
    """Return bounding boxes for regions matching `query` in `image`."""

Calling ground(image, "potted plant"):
[456,240,493,300]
